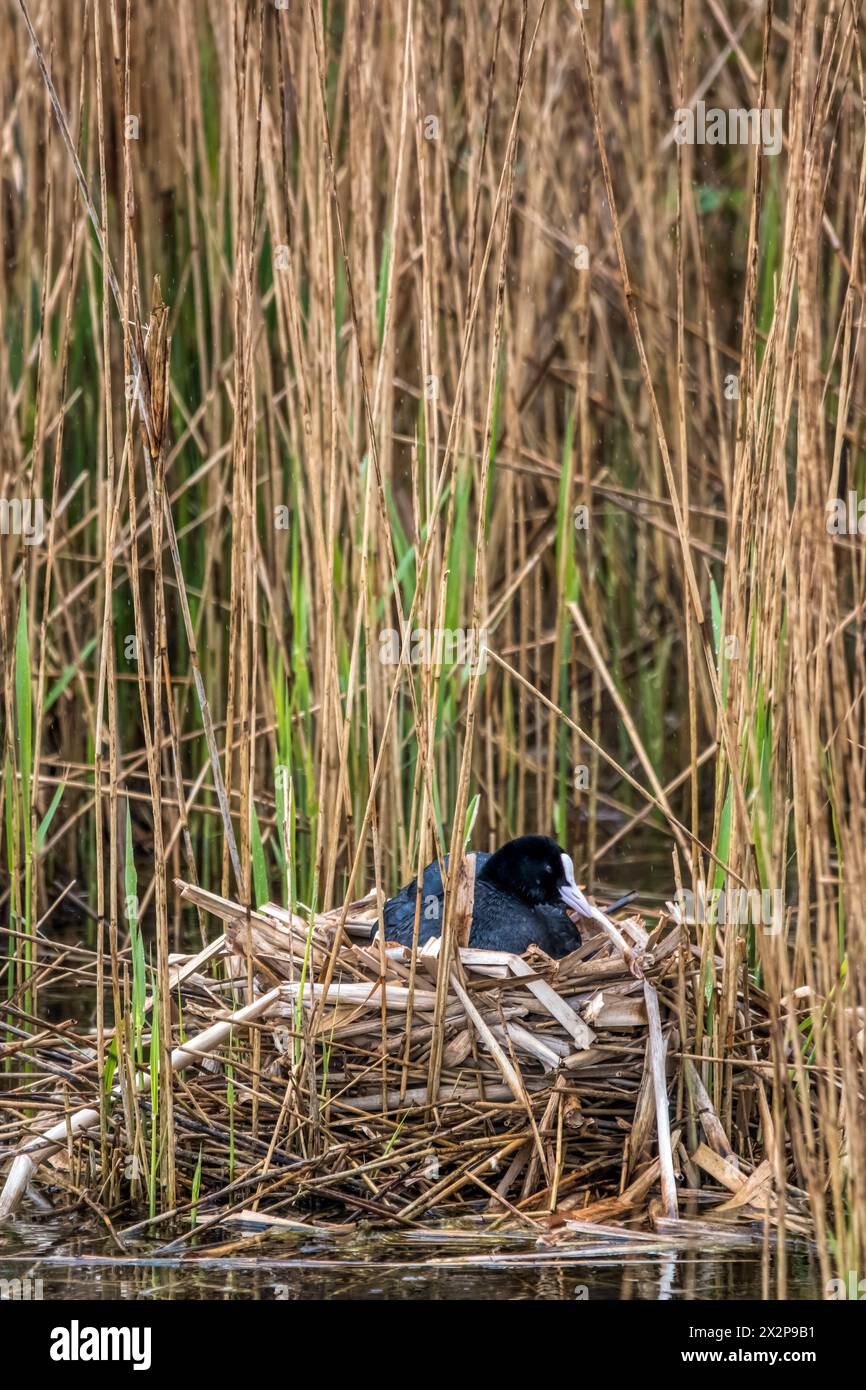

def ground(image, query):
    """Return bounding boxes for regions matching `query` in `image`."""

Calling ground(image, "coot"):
[382,834,614,959]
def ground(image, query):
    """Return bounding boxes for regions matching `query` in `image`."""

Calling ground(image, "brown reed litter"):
[0,867,816,1249]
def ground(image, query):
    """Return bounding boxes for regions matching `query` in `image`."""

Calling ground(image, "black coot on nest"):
[382,834,616,960]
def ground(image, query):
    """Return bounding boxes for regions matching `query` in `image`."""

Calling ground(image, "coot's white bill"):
[558,852,596,920]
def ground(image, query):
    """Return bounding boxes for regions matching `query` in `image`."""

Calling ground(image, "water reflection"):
[0,1210,819,1301]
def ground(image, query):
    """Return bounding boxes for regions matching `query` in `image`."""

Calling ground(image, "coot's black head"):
[478,835,585,913]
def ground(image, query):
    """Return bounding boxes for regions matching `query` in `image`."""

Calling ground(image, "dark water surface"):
[0,1208,820,1301]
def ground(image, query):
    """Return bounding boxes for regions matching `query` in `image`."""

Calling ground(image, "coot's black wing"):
[381,852,581,957]
[467,883,582,959]
[382,851,492,945]
[529,902,583,958]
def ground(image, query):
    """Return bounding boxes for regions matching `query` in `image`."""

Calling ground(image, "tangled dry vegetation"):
[0,871,817,1265]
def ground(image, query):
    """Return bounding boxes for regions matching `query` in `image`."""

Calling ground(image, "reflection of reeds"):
[0,0,863,1287]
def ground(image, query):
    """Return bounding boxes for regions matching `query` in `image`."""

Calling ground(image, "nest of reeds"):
[0,869,818,1246]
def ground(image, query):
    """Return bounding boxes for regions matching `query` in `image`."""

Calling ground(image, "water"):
[0,1208,820,1301]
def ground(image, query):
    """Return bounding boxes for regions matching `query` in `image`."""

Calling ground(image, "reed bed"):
[0,872,817,1253]
[0,0,864,1293]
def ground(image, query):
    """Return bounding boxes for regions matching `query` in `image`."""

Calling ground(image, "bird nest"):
[0,873,815,1244]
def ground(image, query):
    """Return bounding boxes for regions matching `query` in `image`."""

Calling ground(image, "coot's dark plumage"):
[382,835,596,959]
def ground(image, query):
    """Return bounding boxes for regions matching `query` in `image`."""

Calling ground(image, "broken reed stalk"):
[0,983,280,1219]
[643,979,678,1220]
